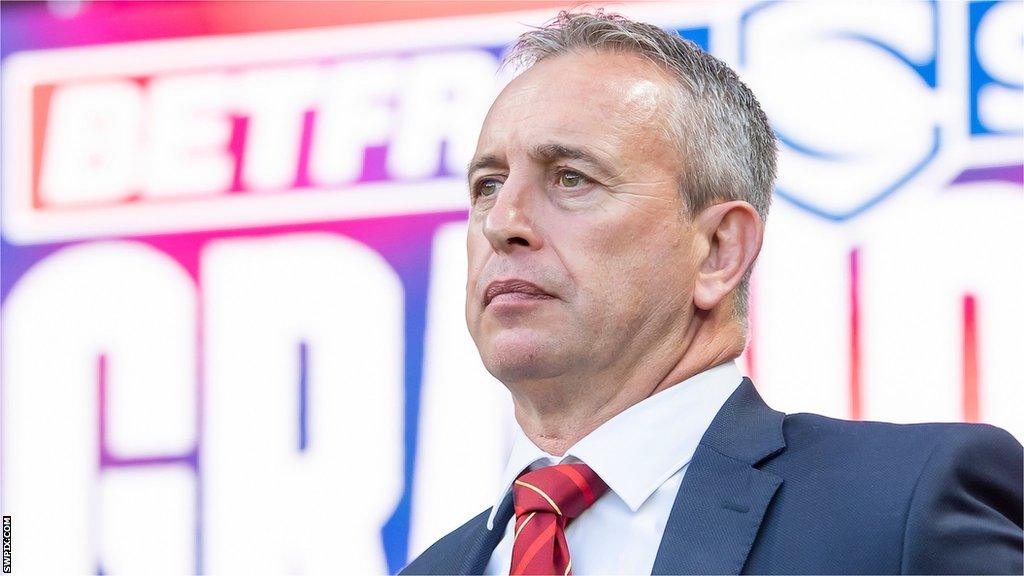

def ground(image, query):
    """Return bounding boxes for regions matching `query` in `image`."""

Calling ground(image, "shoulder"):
[898,422,1023,573]
[772,414,1021,498]
[399,507,492,575]
[781,411,1019,451]
[779,413,1021,468]
[764,414,1022,573]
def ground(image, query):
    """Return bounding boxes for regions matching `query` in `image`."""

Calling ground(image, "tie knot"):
[513,462,609,519]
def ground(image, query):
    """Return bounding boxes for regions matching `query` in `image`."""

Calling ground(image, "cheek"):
[465,229,488,284]
[556,220,634,305]
[567,215,693,310]
[464,229,490,322]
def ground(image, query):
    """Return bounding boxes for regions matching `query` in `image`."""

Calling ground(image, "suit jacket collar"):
[425,377,785,575]
[696,377,786,465]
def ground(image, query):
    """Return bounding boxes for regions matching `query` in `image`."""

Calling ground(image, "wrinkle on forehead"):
[474,52,679,174]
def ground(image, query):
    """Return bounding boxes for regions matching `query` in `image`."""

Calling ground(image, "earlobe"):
[692,201,763,312]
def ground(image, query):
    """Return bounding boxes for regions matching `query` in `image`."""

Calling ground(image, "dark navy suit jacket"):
[401,379,1024,574]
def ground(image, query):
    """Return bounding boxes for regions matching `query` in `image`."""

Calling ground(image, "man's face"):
[466,51,700,385]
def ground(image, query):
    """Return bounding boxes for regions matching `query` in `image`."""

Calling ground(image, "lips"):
[484,279,553,306]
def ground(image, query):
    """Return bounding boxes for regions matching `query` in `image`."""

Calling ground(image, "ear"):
[692,201,764,312]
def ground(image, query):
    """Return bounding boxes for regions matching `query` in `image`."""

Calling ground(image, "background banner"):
[2,1,1021,573]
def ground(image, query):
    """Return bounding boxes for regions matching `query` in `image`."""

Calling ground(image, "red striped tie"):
[509,462,609,576]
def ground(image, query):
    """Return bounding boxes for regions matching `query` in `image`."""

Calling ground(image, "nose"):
[482,178,543,253]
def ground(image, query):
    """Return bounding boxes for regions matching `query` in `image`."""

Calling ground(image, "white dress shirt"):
[483,361,743,575]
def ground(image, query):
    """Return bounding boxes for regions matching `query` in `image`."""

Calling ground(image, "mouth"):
[484,279,555,307]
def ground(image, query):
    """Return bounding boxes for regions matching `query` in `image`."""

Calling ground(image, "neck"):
[510,309,744,456]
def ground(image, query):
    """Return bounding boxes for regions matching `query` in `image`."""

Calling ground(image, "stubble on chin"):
[479,329,573,384]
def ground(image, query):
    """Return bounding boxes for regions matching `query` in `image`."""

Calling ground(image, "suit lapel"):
[651,379,786,575]
[430,491,515,574]
[650,445,782,574]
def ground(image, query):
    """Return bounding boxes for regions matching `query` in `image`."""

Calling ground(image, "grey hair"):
[503,10,776,322]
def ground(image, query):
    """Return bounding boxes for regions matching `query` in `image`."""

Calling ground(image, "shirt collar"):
[486,361,743,530]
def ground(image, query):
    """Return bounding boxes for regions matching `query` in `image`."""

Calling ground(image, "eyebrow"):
[466,154,505,183]
[466,143,615,185]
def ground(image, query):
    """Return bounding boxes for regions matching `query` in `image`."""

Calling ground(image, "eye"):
[475,178,503,198]
[558,170,587,188]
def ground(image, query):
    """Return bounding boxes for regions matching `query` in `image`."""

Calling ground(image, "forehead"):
[477,51,676,160]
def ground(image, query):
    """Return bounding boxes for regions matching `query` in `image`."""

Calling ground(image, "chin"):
[478,330,569,383]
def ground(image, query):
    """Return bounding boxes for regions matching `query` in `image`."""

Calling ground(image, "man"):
[401,10,1023,575]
